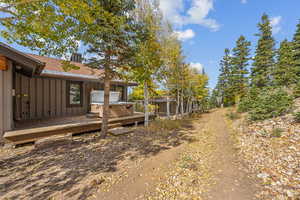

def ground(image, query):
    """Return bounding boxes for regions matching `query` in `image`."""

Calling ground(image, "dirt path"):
[204,109,258,200]
[0,110,258,200]
[97,109,258,200]
[96,116,209,200]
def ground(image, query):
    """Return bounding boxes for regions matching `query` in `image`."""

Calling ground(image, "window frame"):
[66,81,83,108]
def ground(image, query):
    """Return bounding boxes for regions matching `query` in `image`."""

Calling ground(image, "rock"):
[257,173,269,179]
[286,190,294,198]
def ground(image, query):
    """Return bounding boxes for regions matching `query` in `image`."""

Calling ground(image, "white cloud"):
[174,29,195,41]
[241,0,247,4]
[159,0,220,31]
[190,62,204,73]
[270,16,282,34]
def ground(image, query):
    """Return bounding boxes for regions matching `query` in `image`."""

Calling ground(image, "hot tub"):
[91,102,134,118]
[90,90,134,118]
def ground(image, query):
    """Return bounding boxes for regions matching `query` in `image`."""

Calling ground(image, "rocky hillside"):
[230,99,300,199]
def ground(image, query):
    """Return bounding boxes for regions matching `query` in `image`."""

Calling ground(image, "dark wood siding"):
[36,78,43,118]
[14,72,128,121]
[0,60,14,137]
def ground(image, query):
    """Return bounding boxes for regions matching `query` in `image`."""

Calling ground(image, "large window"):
[116,86,124,101]
[67,81,83,107]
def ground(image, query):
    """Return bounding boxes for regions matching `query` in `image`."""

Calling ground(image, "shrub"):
[226,111,240,120]
[293,82,300,98]
[238,87,260,113]
[149,119,182,132]
[247,87,293,121]
[270,128,283,138]
[293,112,300,123]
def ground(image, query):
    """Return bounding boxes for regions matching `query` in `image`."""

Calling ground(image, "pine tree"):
[231,35,251,99]
[217,48,234,106]
[292,20,300,79]
[274,39,296,86]
[251,14,276,88]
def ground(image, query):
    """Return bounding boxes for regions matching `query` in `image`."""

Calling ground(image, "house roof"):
[28,53,104,81]
[0,42,45,76]
[0,42,137,86]
[28,54,104,78]
[27,54,137,86]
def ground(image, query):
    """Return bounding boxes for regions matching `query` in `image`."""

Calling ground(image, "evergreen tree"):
[292,20,300,78]
[216,48,234,106]
[251,14,276,88]
[274,39,296,86]
[231,35,251,99]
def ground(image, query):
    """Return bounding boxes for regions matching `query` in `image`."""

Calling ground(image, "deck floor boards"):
[4,113,151,145]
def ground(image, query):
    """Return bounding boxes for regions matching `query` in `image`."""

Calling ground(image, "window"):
[116,86,124,101]
[67,81,83,107]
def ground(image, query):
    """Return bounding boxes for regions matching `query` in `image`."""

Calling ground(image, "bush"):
[293,82,300,98]
[246,87,293,121]
[270,128,283,138]
[293,112,300,123]
[226,111,240,120]
[238,87,260,113]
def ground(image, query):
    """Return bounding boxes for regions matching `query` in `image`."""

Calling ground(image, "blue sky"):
[160,0,300,88]
[1,0,300,89]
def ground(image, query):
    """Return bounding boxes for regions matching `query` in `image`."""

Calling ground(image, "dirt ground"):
[0,110,259,200]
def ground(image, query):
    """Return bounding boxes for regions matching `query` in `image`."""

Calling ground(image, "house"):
[0,42,138,144]
[151,97,177,116]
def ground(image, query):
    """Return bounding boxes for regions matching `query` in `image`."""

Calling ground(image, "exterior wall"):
[154,101,177,115]
[14,72,128,123]
[14,73,89,121]
[0,60,13,137]
[0,69,3,137]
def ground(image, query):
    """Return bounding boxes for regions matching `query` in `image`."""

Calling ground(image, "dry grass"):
[0,117,198,200]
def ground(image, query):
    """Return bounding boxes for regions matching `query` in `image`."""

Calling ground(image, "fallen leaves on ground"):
[229,111,300,199]
[145,123,217,200]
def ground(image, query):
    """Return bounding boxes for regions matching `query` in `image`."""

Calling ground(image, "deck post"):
[0,70,3,138]
[3,61,13,132]
[0,60,13,140]
[166,97,170,118]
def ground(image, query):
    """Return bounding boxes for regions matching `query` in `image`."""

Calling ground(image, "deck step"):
[86,112,99,118]
[109,127,133,136]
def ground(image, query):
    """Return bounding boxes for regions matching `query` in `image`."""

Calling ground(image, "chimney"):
[70,53,83,63]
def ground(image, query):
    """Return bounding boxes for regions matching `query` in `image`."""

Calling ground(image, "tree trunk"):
[100,66,111,139]
[180,93,184,117]
[144,82,149,127]
[186,98,190,114]
[176,89,180,118]
[166,96,170,118]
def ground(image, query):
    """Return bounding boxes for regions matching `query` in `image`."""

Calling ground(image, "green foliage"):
[238,87,260,112]
[292,20,300,77]
[231,35,251,98]
[215,48,235,106]
[247,87,293,121]
[293,82,300,98]
[293,112,300,123]
[270,128,283,138]
[251,14,275,88]
[273,39,296,86]
[129,83,165,101]
[226,111,240,120]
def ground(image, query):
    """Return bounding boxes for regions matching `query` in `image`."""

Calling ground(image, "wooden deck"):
[4,113,152,145]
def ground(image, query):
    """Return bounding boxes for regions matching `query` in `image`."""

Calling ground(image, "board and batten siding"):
[14,72,127,122]
[14,72,90,121]
[0,60,13,138]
